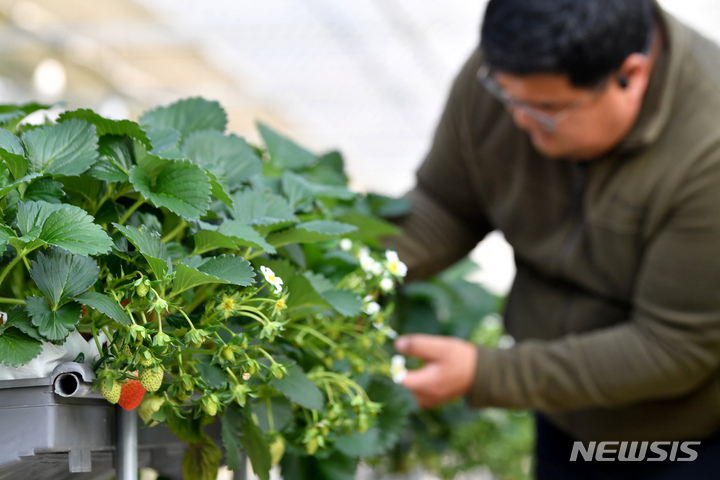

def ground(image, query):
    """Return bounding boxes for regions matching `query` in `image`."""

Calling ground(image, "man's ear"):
[616,53,652,99]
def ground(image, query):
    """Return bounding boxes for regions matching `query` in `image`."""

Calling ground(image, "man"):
[390,0,720,477]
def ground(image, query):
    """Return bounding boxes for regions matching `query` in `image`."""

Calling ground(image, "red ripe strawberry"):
[118,379,146,411]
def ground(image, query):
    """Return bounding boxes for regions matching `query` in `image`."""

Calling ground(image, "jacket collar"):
[616,6,687,153]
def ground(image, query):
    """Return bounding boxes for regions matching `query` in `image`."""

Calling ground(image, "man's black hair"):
[480,0,657,88]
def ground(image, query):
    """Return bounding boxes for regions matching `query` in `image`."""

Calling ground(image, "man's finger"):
[402,364,440,393]
[394,334,460,361]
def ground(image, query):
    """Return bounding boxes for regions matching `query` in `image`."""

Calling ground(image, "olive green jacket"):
[391,8,720,441]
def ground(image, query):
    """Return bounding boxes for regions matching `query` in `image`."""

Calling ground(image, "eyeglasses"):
[477,28,657,132]
[476,65,602,132]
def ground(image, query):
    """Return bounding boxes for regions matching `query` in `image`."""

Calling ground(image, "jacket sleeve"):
[468,154,720,412]
[387,50,493,281]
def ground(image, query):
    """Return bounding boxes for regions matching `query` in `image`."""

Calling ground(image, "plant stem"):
[226,368,240,384]
[177,309,196,330]
[0,248,29,289]
[255,347,276,364]
[91,323,105,367]
[267,397,275,432]
[287,324,337,348]
[237,306,271,324]
[0,297,25,305]
[117,197,146,226]
[93,184,116,216]
[187,287,214,313]
[245,250,265,260]
[162,221,187,243]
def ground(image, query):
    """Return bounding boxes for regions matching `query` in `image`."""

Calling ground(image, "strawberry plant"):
[0,99,416,480]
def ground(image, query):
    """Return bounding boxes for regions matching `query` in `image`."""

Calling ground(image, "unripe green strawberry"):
[175,390,190,403]
[136,280,150,297]
[138,396,164,426]
[100,379,121,404]
[221,346,234,362]
[139,367,163,392]
[201,397,218,416]
[138,354,154,368]
[357,413,370,434]
[122,345,133,358]
[305,437,319,456]
[269,437,285,465]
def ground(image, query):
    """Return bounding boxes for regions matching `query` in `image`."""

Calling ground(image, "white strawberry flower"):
[339,238,353,251]
[363,301,381,316]
[498,335,516,349]
[385,250,408,278]
[390,355,407,384]
[380,277,394,292]
[359,253,376,273]
[373,321,398,339]
[482,313,503,331]
[260,266,284,294]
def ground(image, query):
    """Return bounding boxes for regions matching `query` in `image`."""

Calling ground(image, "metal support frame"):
[115,406,138,480]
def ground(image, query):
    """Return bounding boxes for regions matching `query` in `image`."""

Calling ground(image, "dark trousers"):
[534,413,720,480]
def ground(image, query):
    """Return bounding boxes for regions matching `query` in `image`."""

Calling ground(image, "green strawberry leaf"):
[303,271,361,316]
[75,292,132,325]
[0,103,52,130]
[222,403,271,479]
[266,220,357,248]
[26,295,82,342]
[5,305,43,341]
[173,255,255,294]
[196,356,229,388]
[206,170,233,208]
[0,326,43,367]
[240,414,271,480]
[0,172,42,199]
[363,375,418,457]
[30,248,99,306]
[333,428,380,458]
[0,129,28,179]
[89,135,134,182]
[23,118,99,176]
[129,160,212,219]
[140,97,227,137]
[0,148,28,180]
[133,140,171,180]
[182,130,262,190]
[38,204,114,255]
[280,451,356,480]
[16,200,63,241]
[337,213,401,247]
[114,225,171,279]
[192,230,238,256]
[23,177,65,204]
[182,434,223,480]
[281,171,356,207]
[0,129,23,155]
[218,220,276,255]
[257,121,316,170]
[146,127,181,156]
[57,109,151,149]
[270,364,324,411]
[221,403,246,472]
[0,224,14,256]
[285,275,331,311]
[252,396,294,434]
[231,188,297,228]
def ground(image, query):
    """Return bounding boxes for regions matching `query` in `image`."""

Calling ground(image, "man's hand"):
[394,334,478,408]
